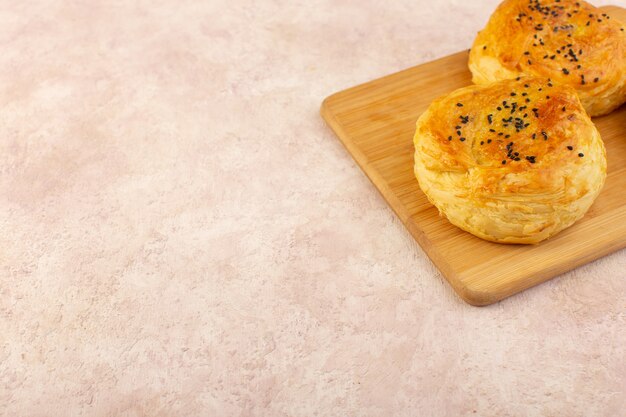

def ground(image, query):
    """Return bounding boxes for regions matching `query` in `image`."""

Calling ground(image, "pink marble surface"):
[1,0,625,415]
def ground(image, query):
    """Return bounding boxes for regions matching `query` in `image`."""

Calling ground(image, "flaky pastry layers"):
[413,77,606,244]
[469,0,626,116]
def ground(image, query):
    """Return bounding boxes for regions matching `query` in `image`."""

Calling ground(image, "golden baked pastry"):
[469,0,626,117]
[413,77,606,244]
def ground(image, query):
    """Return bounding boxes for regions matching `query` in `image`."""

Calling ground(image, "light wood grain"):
[321,5,626,306]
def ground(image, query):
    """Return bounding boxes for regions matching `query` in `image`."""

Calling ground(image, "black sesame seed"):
[562,68,570,75]
[594,77,599,83]
[488,139,492,143]
[578,153,584,157]
[448,136,452,141]
[460,137,466,142]
[567,146,573,150]
[502,160,506,164]
[456,103,463,107]
[480,141,484,145]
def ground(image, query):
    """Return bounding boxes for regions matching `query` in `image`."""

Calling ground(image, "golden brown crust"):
[469,0,626,116]
[413,77,606,244]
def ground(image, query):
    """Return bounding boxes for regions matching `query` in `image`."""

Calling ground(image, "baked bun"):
[413,77,606,244]
[469,0,626,117]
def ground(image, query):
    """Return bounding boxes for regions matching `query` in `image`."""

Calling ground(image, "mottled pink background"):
[0,0,624,416]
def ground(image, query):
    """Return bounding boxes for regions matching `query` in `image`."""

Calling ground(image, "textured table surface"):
[1,1,625,416]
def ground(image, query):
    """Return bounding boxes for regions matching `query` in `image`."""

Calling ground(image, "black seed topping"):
[562,68,570,75]
[460,137,466,142]
[456,103,463,107]
[578,153,584,157]
[567,146,573,150]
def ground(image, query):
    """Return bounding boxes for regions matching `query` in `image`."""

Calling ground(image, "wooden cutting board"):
[321,5,626,306]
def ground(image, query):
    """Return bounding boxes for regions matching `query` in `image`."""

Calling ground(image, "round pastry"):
[469,0,626,117]
[413,77,606,244]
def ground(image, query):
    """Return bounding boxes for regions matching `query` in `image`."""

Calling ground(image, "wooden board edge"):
[320,95,412,225]
[321,97,477,305]
[459,224,626,305]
